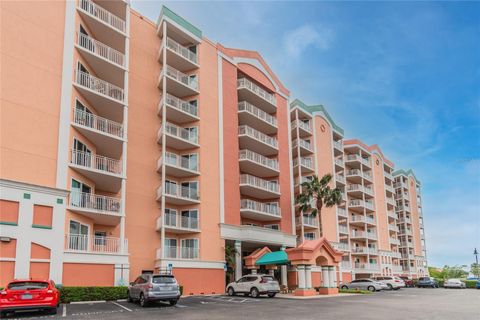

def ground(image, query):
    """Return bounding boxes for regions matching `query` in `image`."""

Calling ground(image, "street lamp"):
[474,248,479,279]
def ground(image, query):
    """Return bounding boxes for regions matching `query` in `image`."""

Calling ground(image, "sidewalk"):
[275,293,358,299]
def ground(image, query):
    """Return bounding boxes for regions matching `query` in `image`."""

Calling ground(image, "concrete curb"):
[69,300,107,304]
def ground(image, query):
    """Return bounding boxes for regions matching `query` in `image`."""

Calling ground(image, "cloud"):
[283,24,333,58]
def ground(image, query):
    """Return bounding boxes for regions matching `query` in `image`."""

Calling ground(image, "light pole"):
[474,248,479,279]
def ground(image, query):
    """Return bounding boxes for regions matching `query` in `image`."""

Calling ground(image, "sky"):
[131,1,480,268]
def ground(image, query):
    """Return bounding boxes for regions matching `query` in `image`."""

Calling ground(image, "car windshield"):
[419,277,429,281]
[152,276,175,284]
[8,282,49,290]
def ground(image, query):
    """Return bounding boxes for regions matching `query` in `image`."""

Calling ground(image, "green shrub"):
[60,287,128,303]
[339,288,372,294]
[464,280,477,289]
[179,286,183,295]
[434,279,444,287]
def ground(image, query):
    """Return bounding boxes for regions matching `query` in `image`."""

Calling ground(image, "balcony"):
[333,140,343,151]
[71,108,124,158]
[363,171,373,182]
[239,174,280,199]
[348,199,365,212]
[346,169,362,183]
[77,0,126,51]
[367,248,378,255]
[158,65,199,97]
[291,120,312,138]
[394,181,408,190]
[159,37,198,72]
[76,32,125,87]
[237,78,276,113]
[366,232,377,240]
[238,125,278,156]
[391,251,402,259]
[354,263,379,272]
[395,192,409,201]
[346,183,365,197]
[350,214,366,225]
[68,191,122,225]
[293,157,314,174]
[334,157,344,169]
[388,224,399,232]
[240,199,281,221]
[400,241,414,248]
[401,253,415,260]
[156,214,200,233]
[384,171,394,181]
[74,70,125,122]
[295,175,313,187]
[333,242,350,252]
[296,215,318,229]
[365,200,375,212]
[387,211,398,219]
[292,139,314,156]
[337,207,348,218]
[157,122,199,150]
[390,238,401,245]
[346,154,362,163]
[65,234,127,255]
[338,225,349,235]
[239,149,279,178]
[158,93,199,124]
[398,217,412,224]
[351,247,367,255]
[350,231,366,239]
[385,184,394,194]
[341,261,352,269]
[69,150,123,192]
[238,101,277,135]
[157,152,199,177]
[386,196,396,206]
[157,246,199,260]
[364,185,374,197]
[157,184,200,205]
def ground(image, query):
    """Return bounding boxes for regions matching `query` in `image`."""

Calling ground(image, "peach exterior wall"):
[0,0,65,187]
[63,263,114,286]
[0,262,15,287]
[31,243,51,260]
[408,177,422,257]
[33,205,54,227]
[173,268,225,295]
[313,116,337,241]
[0,200,19,224]
[30,262,50,280]
[124,12,162,279]
[0,239,17,258]
[372,154,390,251]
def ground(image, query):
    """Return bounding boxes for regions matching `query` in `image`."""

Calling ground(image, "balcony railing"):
[238,101,277,127]
[77,32,125,67]
[78,0,126,33]
[354,263,379,270]
[164,245,177,259]
[291,120,311,133]
[293,157,314,169]
[351,247,367,254]
[333,242,349,251]
[346,154,361,162]
[237,78,276,106]
[241,199,281,216]
[181,247,199,259]
[364,185,374,196]
[240,174,279,193]
[69,191,121,214]
[366,232,377,240]
[390,238,401,245]
[341,261,352,269]
[160,184,199,201]
[75,70,124,102]
[334,140,343,150]
[363,172,373,180]
[302,215,318,227]
[238,125,278,149]
[159,152,198,172]
[347,184,363,192]
[385,185,394,193]
[162,65,198,91]
[388,224,399,232]
[160,93,198,117]
[347,169,361,177]
[350,215,365,223]
[365,200,375,210]
[349,199,364,207]
[292,139,313,151]
[337,207,347,218]
[65,234,127,254]
[71,150,122,175]
[351,231,365,238]
[73,108,124,138]
[239,149,278,171]
[161,122,198,144]
[164,213,199,230]
[296,175,313,186]
[166,37,198,64]
[335,158,344,166]
[384,172,394,180]
[335,175,345,184]
[387,211,398,219]
[338,225,349,234]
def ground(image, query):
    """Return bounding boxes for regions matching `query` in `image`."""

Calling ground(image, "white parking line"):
[62,304,67,317]
[112,301,132,312]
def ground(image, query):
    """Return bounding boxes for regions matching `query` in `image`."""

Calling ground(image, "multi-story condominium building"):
[0,1,427,294]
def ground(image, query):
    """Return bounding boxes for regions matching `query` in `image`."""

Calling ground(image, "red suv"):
[399,276,414,287]
[0,280,60,317]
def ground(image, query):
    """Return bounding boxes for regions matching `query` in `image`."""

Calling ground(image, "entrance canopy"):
[255,250,288,266]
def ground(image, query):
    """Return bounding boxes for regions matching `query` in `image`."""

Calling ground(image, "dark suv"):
[417,277,438,288]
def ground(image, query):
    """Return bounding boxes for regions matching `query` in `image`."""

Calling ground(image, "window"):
[32,205,53,228]
[181,210,198,229]
[304,232,316,240]
[72,138,92,167]
[74,100,94,128]
[165,238,177,258]
[70,179,91,207]
[164,208,177,227]
[77,61,88,74]
[94,231,106,246]
[181,239,198,259]
[68,220,89,251]
[264,224,279,230]
[181,181,198,199]
[181,154,198,171]
[152,276,175,284]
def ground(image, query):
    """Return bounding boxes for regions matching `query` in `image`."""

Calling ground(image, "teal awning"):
[255,251,289,266]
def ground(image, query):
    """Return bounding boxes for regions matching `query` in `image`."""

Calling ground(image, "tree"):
[470,263,480,277]
[440,265,468,279]
[295,174,343,237]
[224,244,237,284]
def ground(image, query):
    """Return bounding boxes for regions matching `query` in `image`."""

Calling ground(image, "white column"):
[297,265,306,289]
[234,241,242,280]
[305,265,312,289]
[280,246,287,286]
[322,266,330,288]
[329,266,337,288]
[251,269,257,275]
[269,269,274,276]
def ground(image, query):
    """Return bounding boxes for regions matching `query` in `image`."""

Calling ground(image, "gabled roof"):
[393,169,421,185]
[290,99,344,135]
[368,144,395,168]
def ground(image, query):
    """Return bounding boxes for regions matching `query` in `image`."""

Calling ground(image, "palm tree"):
[224,244,238,283]
[295,174,343,238]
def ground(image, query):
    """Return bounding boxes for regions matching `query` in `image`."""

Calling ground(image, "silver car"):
[444,279,466,289]
[340,278,385,292]
[128,273,181,307]
[226,274,280,298]
[373,276,406,290]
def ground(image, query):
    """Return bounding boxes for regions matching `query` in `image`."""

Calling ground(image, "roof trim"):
[393,169,421,185]
[158,6,202,39]
[290,99,344,135]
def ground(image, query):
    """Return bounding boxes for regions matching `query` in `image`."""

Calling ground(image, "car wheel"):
[169,299,178,306]
[250,287,260,298]
[341,285,348,290]
[139,293,148,307]
[367,286,376,292]
[227,287,235,296]
[267,293,276,298]
[387,284,393,290]
[48,307,58,315]
[127,291,134,302]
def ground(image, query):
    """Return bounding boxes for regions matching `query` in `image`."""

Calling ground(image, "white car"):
[373,276,406,290]
[444,279,466,289]
[226,274,280,298]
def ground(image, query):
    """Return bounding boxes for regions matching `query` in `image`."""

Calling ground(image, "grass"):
[339,288,372,294]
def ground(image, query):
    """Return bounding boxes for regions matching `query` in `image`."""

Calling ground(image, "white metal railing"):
[237,78,276,106]
[347,184,363,192]
[385,185,394,193]
[367,248,378,255]
[365,216,375,224]
[335,158,344,166]
[351,247,367,254]
[365,200,375,210]
[335,242,350,251]
[292,139,313,151]
[181,247,199,259]
[78,0,126,33]
[366,232,377,240]
[71,150,122,175]
[73,108,124,138]
[398,217,412,224]
[361,158,371,166]
[293,157,313,169]
[346,154,361,162]
[364,185,374,195]
[159,93,198,117]
[239,150,278,171]
[392,265,403,272]
[336,175,345,183]
[394,181,407,189]
[296,175,313,186]
[240,199,281,216]
[349,199,363,207]
[347,169,361,176]
[303,214,318,227]
[363,171,373,180]
[337,207,347,218]
[75,70,124,102]
[351,231,365,238]
[65,234,127,254]
[240,174,279,193]
[390,238,401,245]
[334,140,343,150]
[238,101,277,127]
[158,152,198,172]
[291,120,311,133]
[160,183,199,201]
[386,197,396,205]
[387,211,398,219]
[385,172,394,180]
[166,37,197,64]
[391,251,402,258]
[338,225,349,234]
[77,32,124,67]
[160,122,198,144]
[341,261,352,269]
[164,246,177,259]
[389,224,399,232]
[238,125,278,149]
[354,263,379,270]
[350,215,365,223]
[69,191,121,214]
[162,65,198,90]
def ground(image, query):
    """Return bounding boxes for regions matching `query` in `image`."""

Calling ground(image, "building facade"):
[0,1,428,293]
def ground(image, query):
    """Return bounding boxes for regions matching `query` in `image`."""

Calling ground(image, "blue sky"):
[131,1,480,268]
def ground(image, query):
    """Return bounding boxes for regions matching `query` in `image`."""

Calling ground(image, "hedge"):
[60,287,128,303]
[339,289,372,294]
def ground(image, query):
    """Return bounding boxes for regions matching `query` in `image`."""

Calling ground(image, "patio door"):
[71,178,91,207]
[75,100,94,129]
[73,138,92,168]
[69,220,89,251]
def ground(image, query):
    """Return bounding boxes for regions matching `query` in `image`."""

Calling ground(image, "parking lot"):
[3,288,479,320]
